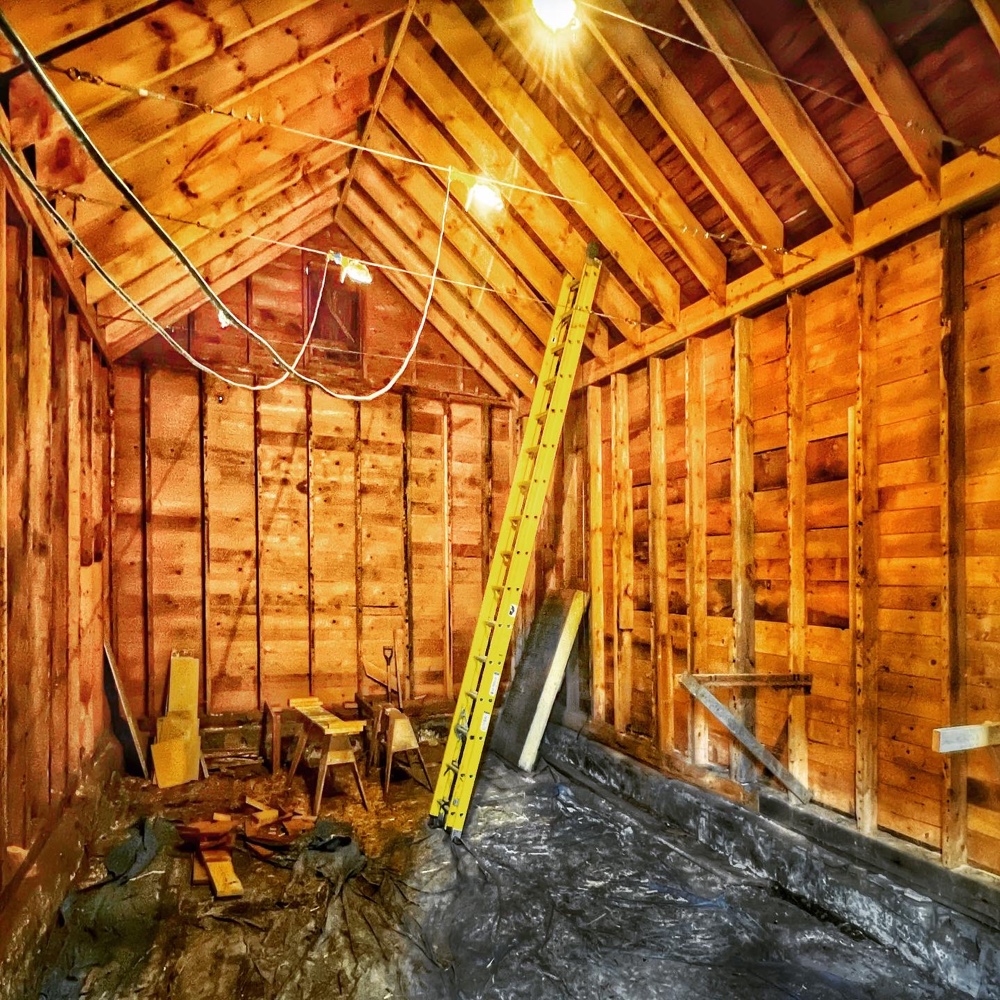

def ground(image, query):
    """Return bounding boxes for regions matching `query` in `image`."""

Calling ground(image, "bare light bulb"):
[340,257,373,285]
[465,179,505,214]
[532,0,576,31]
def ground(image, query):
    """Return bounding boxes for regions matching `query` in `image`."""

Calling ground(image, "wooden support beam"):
[65,316,82,775]
[730,315,755,786]
[334,0,414,226]
[806,0,942,195]
[685,337,709,765]
[852,256,879,836]
[488,0,726,301]
[394,38,641,337]
[785,293,808,785]
[970,0,1000,56]
[0,197,7,888]
[648,357,673,751]
[697,673,812,690]
[412,3,680,326]
[586,385,607,723]
[372,102,554,342]
[343,189,536,397]
[680,673,812,803]
[582,0,783,275]
[338,212,515,402]
[578,131,1000,388]
[676,0,854,240]
[350,159,545,374]
[940,215,967,868]
[610,373,633,733]
[933,723,1000,754]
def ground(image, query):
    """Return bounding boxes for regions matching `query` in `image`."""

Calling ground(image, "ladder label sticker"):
[489,672,501,697]
[508,603,517,618]
[479,712,491,733]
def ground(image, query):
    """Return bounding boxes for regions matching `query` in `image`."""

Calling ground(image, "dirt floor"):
[22,730,972,1000]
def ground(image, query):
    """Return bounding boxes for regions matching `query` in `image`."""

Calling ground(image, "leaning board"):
[491,590,588,771]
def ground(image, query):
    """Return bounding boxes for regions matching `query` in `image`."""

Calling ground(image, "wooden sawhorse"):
[284,698,369,814]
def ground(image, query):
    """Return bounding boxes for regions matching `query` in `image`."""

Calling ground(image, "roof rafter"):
[581,0,784,275]
[676,0,855,240]
[970,0,1000,56]
[806,0,942,195]
[487,0,726,302]
[394,38,643,338]
[415,0,679,326]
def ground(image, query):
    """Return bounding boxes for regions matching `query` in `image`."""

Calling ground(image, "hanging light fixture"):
[532,0,577,32]
[339,256,373,285]
[464,178,505,214]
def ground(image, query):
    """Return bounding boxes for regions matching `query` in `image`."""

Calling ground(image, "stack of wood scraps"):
[151,652,201,789]
[176,794,318,898]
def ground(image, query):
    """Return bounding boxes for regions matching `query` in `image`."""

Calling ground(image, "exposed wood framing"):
[582,0,783,275]
[786,293,808,785]
[392,39,641,336]
[685,337,709,765]
[940,216,967,868]
[586,385,607,724]
[0,204,7,886]
[970,0,1000,55]
[806,0,942,195]
[413,2,680,327]
[611,374,633,733]
[730,315,756,786]
[676,0,854,240]
[852,256,879,836]
[488,0,726,301]
[934,723,1000,753]
[648,357,673,751]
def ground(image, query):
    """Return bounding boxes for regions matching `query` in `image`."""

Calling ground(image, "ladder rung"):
[473,655,487,664]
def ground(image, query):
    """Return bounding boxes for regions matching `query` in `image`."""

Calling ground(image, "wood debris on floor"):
[173,793,318,898]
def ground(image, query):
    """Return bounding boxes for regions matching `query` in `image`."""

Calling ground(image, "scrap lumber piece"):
[696,673,812,690]
[152,652,202,787]
[103,641,148,778]
[199,848,243,899]
[491,590,589,771]
[192,854,210,886]
[679,673,812,803]
[933,722,1000,754]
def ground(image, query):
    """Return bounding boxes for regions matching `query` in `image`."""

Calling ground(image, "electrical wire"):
[0,11,455,400]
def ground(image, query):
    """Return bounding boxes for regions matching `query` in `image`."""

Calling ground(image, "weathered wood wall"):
[0,192,112,893]
[557,202,1000,878]
[111,244,513,715]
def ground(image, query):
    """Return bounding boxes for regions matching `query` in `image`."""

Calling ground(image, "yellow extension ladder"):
[430,249,602,836]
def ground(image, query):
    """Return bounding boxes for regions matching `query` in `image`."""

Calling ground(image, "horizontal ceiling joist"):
[677,0,855,241]
[414,0,680,327]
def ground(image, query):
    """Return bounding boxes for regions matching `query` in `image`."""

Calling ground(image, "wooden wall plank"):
[611,374,634,733]
[65,317,81,775]
[0,203,6,885]
[649,357,672,751]
[257,381,309,706]
[204,379,259,712]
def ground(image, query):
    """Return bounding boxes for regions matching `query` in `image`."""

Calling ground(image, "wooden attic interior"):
[3,0,1000,993]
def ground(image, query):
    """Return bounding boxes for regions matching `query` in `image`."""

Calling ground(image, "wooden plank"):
[786,293,809,784]
[0,206,7,885]
[26,256,53,830]
[686,337,709,765]
[582,0,783,274]
[648,358,672,750]
[680,674,812,803]
[65,317,81,776]
[411,4,680,326]
[970,0,1000,56]
[806,0,941,195]
[853,256,879,835]
[103,643,147,779]
[611,374,633,733]
[586,385,607,723]
[698,673,812,689]
[676,0,853,239]
[940,215,968,867]
[392,39,640,336]
[488,0,727,300]
[730,316,756,786]
[933,722,1000,753]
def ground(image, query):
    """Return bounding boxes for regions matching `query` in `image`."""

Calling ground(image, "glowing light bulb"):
[340,257,373,285]
[217,308,231,329]
[532,0,576,31]
[464,179,505,214]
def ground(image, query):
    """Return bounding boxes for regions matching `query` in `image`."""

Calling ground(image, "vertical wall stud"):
[649,356,673,751]
[854,255,879,835]
[686,337,709,765]
[731,315,756,786]
[611,373,633,733]
[586,384,607,723]
[786,293,809,784]
[940,215,968,867]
